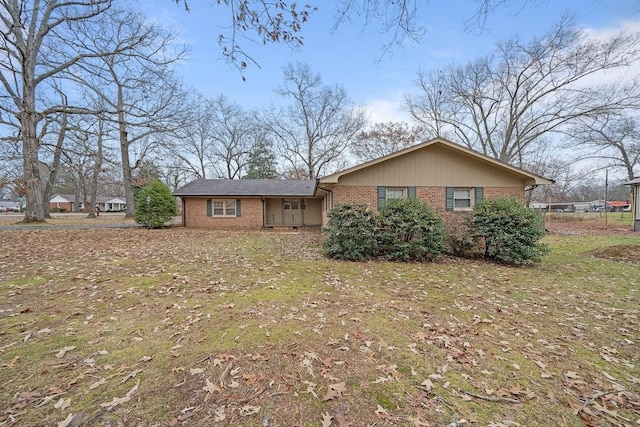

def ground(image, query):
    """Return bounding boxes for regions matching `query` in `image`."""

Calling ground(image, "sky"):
[138,0,640,124]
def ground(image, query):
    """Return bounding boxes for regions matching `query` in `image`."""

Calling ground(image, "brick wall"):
[330,185,524,214]
[331,186,378,210]
[183,198,263,229]
[484,187,524,201]
[49,202,74,212]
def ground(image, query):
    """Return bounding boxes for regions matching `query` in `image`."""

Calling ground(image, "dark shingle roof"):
[173,179,318,197]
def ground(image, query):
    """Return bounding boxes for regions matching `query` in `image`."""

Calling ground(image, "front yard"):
[0,225,639,426]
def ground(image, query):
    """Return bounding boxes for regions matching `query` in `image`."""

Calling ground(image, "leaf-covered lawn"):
[0,227,639,426]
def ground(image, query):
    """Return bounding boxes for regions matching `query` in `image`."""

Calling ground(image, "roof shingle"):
[173,179,318,197]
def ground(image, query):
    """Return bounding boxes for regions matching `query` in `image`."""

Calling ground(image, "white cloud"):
[363,96,412,124]
[578,19,640,86]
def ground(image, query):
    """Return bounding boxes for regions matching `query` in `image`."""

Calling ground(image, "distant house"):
[96,196,127,212]
[174,137,553,229]
[49,194,126,212]
[49,194,79,212]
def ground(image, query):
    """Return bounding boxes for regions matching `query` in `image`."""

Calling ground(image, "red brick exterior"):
[331,185,378,210]
[183,198,263,229]
[330,185,524,214]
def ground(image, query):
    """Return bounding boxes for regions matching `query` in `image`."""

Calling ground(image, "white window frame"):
[212,199,236,217]
[385,187,406,200]
[453,188,473,211]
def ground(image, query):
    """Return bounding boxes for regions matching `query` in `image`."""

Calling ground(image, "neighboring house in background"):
[174,137,553,229]
[49,194,126,212]
[49,194,79,212]
[96,196,127,212]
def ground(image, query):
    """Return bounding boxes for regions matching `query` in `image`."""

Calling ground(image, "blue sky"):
[140,1,640,123]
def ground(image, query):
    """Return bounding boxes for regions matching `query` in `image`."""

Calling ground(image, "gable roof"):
[173,179,318,197]
[319,137,553,186]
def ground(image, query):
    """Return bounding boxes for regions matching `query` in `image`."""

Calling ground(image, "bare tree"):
[351,121,427,162]
[522,140,590,205]
[405,18,640,166]
[171,1,551,66]
[172,0,316,73]
[209,95,253,179]
[65,7,188,216]
[263,63,366,179]
[167,93,218,180]
[567,112,640,181]
[0,0,112,221]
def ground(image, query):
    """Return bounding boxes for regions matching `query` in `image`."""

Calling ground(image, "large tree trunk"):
[119,120,135,217]
[22,85,47,222]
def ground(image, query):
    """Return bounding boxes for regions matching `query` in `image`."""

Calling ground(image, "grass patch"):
[0,227,638,426]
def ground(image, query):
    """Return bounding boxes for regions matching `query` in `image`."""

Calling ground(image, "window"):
[454,189,472,209]
[208,199,237,217]
[446,187,483,212]
[386,188,406,199]
[377,186,416,210]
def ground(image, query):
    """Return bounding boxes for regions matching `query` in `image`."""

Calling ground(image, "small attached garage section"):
[264,198,323,227]
[173,179,324,229]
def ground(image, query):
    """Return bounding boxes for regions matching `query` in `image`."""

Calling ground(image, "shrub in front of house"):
[134,181,177,229]
[322,203,378,261]
[471,198,549,265]
[443,212,479,257]
[377,198,444,262]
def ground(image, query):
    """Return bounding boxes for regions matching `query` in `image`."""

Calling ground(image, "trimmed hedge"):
[322,203,378,261]
[472,198,549,265]
[377,198,444,261]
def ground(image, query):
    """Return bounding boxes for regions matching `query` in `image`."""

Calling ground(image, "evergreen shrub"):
[377,198,444,262]
[472,198,549,265]
[322,203,378,261]
[134,181,178,229]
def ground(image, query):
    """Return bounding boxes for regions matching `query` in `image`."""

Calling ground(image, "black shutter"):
[206,199,212,217]
[475,187,484,205]
[377,187,386,210]
[408,186,416,199]
[445,187,454,212]
[236,199,241,217]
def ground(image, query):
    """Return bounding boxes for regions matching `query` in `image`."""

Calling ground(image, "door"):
[282,198,305,225]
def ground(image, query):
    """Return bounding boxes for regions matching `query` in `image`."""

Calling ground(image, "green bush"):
[443,212,479,257]
[377,198,444,262]
[471,198,549,265]
[134,181,177,229]
[322,203,378,261]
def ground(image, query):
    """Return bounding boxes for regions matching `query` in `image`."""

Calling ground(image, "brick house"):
[49,194,126,212]
[174,137,552,229]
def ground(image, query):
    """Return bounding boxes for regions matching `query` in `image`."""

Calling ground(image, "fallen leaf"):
[334,411,352,427]
[322,382,347,401]
[57,413,75,427]
[121,369,143,383]
[100,380,139,410]
[55,346,76,359]
[321,412,333,427]
[375,405,393,420]
[564,371,580,380]
[240,405,260,416]
[54,398,71,411]
[203,378,219,394]
[421,379,434,392]
[189,368,204,375]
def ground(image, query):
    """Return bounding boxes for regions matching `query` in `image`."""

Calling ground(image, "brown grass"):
[0,222,639,426]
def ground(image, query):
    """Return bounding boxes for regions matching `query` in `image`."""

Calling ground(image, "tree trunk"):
[21,85,47,222]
